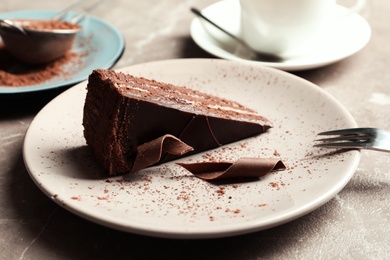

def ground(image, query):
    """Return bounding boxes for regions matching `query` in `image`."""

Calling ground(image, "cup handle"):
[339,0,366,16]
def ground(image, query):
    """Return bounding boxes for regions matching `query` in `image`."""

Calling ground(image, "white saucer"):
[190,0,371,71]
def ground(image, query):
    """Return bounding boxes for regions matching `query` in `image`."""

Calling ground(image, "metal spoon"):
[52,0,86,21]
[0,19,26,34]
[190,7,282,62]
[53,0,106,24]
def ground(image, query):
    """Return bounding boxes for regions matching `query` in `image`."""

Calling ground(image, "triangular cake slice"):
[83,69,271,176]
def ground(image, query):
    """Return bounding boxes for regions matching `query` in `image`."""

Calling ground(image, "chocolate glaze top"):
[97,69,270,124]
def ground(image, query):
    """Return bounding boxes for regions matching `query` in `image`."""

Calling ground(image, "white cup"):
[239,0,366,57]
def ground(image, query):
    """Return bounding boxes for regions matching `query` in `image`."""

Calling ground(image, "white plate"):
[0,10,124,94]
[190,0,371,71]
[23,59,360,239]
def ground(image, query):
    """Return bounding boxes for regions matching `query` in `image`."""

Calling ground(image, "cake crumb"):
[216,188,226,196]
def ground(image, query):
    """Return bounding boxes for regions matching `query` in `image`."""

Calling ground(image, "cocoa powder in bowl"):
[0,19,81,64]
[18,19,81,31]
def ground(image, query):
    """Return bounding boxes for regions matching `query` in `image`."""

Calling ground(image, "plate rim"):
[23,58,361,239]
[0,9,125,94]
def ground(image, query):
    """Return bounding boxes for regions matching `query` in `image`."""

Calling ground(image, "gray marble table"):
[1,0,389,259]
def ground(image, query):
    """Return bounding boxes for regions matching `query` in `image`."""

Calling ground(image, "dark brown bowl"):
[0,19,81,64]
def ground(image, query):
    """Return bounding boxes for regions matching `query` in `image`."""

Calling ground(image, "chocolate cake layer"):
[83,69,271,176]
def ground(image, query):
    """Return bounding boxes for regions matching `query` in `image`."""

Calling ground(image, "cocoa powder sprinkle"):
[17,19,81,31]
[0,43,80,86]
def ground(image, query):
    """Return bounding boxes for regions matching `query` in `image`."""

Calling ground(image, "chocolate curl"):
[176,158,286,180]
[130,134,194,173]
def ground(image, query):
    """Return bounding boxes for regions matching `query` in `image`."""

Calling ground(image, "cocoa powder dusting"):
[17,19,81,31]
[0,43,80,86]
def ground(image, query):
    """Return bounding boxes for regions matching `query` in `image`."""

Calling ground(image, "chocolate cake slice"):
[83,69,271,176]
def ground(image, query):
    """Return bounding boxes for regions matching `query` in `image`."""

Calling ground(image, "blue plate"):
[0,10,125,94]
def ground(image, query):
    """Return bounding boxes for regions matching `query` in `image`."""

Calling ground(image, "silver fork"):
[314,127,390,152]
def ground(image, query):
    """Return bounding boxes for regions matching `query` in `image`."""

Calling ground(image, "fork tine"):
[314,142,366,149]
[317,127,375,136]
[316,135,369,142]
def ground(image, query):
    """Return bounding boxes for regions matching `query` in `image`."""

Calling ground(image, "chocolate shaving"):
[176,158,286,180]
[130,134,194,173]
